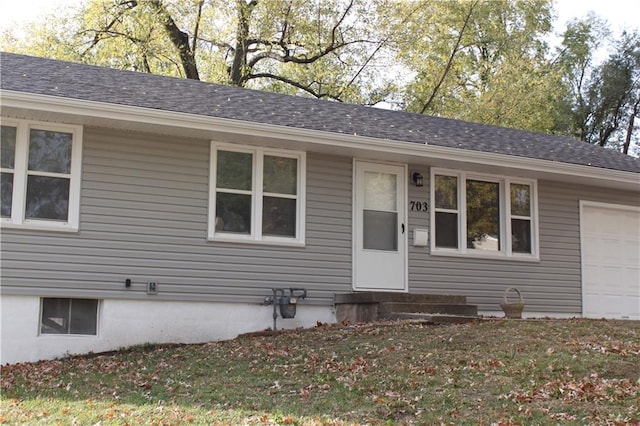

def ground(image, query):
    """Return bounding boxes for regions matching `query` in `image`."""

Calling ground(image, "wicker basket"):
[500,287,524,319]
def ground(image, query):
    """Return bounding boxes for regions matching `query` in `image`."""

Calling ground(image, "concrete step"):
[378,302,478,316]
[334,291,478,323]
[334,292,467,305]
[385,312,479,324]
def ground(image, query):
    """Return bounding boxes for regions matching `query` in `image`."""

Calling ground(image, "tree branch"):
[419,0,478,114]
[246,1,359,71]
[330,0,356,47]
[79,28,147,46]
[623,95,639,154]
[198,37,235,52]
[336,2,426,101]
[192,0,205,55]
[81,0,139,54]
[247,39,373,69]
[248,72,343,101]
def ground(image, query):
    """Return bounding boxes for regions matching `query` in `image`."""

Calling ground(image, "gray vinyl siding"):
[408,166,640,314]
[0,128,352,305]
[2,126,638,315]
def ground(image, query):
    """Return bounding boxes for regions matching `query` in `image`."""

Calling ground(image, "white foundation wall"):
[0,295,335,365]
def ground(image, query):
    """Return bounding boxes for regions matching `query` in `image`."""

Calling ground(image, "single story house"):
[1,52,639,365]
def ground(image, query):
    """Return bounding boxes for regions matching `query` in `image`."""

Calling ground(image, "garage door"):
[581,202,640,319]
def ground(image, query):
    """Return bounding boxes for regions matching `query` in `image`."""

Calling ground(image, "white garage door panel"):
[581,202,640,320]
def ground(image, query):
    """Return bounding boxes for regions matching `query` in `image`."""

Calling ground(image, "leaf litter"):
[1,318,639,425]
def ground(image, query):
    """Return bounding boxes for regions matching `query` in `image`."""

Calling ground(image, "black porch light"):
[412,172,424,187]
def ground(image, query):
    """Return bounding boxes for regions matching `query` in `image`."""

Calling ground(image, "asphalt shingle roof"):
[2,52,639,173]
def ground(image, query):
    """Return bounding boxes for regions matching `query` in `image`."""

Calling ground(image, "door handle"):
[401,223,405,234]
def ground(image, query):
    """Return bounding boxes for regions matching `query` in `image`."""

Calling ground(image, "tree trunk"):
[623,97,639,155]
[149,0,200,80]
[230,0,257,86]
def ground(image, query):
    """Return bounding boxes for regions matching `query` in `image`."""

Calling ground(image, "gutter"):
[1,90,638,190]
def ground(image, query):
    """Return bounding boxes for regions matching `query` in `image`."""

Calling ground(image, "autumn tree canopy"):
[1,0,638,154]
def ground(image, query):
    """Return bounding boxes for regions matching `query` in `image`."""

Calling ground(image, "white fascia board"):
[2,89,638,190]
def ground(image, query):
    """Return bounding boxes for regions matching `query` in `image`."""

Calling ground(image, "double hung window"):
[1,119,82,231]
[431,169,537,259]
[209,143,305,245]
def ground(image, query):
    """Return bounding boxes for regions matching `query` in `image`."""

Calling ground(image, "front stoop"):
[334,292,478,324]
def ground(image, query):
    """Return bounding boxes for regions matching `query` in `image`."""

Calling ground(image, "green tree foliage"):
[387,0,563,133]
[1,0,397,103]
[555,16,609,142]
[588,33,640,153]
[557,19,640,153]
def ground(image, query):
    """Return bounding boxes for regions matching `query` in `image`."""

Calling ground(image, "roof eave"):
[1,89,638,192]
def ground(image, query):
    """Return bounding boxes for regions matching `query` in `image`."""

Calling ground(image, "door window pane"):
[435,175,457,209]
[1,126,16,169]
[466,180,500,251]
[26,176,70,220]
[215,192,251,233]
[216,150,253,190]
[263,196,296,237]
[1,172,13,217]
[435,212,458,248]
[511,184,531,216]
[364,172,396,211]
[512,219,532,254]
[264,156,297,195]
[363,210,398,251]
[28,129,72,173]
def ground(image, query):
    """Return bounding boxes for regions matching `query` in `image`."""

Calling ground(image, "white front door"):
[353,161,407,291]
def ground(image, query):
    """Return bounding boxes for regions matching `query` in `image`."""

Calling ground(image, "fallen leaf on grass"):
[503,373,639,404]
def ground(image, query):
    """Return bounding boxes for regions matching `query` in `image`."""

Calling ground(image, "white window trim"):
[38,297,101,337]
[430,168,539,261]
[208,142,306,246]
[1,118,83,232]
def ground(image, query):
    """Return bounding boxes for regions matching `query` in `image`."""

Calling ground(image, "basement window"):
[40,298,99,335]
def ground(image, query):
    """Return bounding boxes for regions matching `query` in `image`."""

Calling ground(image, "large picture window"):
[209,143,305,245]
[431,169,538,259]
[1,119,82,231]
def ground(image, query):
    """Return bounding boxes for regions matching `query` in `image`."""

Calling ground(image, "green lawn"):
[1,319,639,425]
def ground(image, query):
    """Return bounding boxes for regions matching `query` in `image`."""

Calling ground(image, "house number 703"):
[410,201,429,212]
